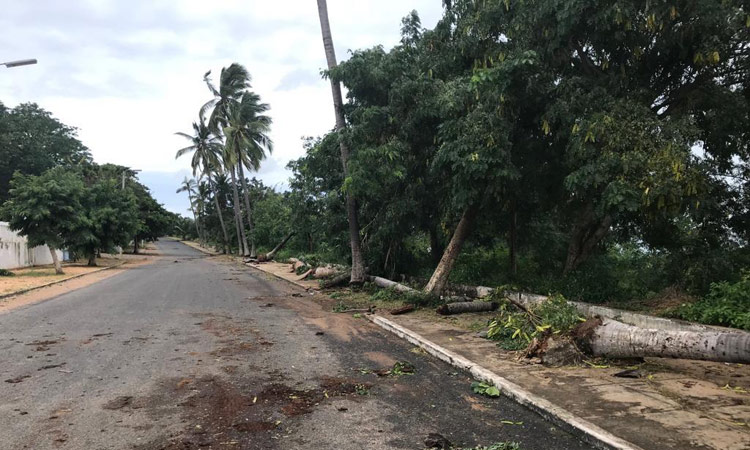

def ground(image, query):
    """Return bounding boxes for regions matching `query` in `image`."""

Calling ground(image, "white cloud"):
[1,0,443,214]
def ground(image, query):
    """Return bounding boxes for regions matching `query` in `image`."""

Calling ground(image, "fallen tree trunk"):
[367,275,416,293]
[320,271,350,288]
[312,266,337,279]
[257,232,296,262]
[577,318,750,364]
[390,305,415,315]
[437,301,498,315]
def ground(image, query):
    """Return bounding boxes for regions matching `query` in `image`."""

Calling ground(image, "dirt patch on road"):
[134,373,375,450]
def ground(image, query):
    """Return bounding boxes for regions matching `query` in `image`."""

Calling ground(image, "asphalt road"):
[0,239,592,450]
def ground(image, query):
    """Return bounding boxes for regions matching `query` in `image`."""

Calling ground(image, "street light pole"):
[1,59,37,68]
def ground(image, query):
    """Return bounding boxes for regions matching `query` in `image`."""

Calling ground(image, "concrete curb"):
[366,314,644,450]
[243,261,642,449]
[0,261,127,300]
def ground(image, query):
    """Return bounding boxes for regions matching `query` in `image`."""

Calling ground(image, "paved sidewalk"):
[249,261,750,450]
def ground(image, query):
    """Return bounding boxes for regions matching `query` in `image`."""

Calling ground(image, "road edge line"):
[0,261,127,300]
[365,314,645,450]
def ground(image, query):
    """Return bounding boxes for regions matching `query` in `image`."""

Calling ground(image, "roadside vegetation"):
[0,103,177,273]
[178,1,750,333]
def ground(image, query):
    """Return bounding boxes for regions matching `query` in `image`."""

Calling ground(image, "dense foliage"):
[1,104,177,266]
[184,3,749,328]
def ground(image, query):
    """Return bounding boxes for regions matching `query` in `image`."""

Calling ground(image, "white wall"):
[0,222,65,270]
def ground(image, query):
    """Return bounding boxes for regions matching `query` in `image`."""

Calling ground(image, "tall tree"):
[175,114,230,253]
[223,92,274,257]
[316,0,366,283]
[3,168,87,274]
[176,177,203,244]
[203,64,253,255]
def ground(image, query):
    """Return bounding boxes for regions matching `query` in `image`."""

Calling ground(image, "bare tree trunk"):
[509,201,518,278]
[581,318,750,364]
[317,0,366,284]
[437,301,499,315]
[211,180,230,254]
[237,162,257,257]
[265,232,295,261]
[429,225,443,266]
[563,202,612,275]
[229,167,249,256]
[368,275,416,293]
[49,246,63,275]
[186,191,202,245]
[424,206,477,297]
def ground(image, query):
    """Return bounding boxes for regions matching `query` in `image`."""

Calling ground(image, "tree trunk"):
[437,301,499,315]
[229,166,249,256]
[317,0,366,285]
[264,232,295,261]
[509,202,518,278]
[187,191,202,245]
[580,318,750,364]
[87,253,97,267]
[429,225,443,266]
[563,202,612,275]
[237,161,257,258]
[424,206,478,297]
[368,275,416,293]
[133,236,139,254]
[320,271,351,288]
[49,246,63,275]
[211,179,230,254]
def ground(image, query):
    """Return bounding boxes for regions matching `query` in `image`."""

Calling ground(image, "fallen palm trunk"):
[367,275,416,293]
[437,301,499,315]
[312,266,337,279]
[320,271,350,288]
[257,232,295,262]
[389,305,415,315]
[578,318,750,364]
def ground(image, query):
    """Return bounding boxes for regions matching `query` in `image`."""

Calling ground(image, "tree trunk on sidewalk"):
[317,0,366,285]
[578,318,750,364]
[229,166,249,256]
[49,246,63,275]
[237,162,256,258]
[133,236,139,254]
[87,253,97,267]
[424,206,478,297]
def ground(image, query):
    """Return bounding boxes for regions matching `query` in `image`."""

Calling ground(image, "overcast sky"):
[1,0,442,215]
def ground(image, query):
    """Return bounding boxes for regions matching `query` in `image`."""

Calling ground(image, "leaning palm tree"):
[176,177,202,243]
[223,92,274,257]
[175,114,231,253]
[203,64,253,255]
[316,0,366,283]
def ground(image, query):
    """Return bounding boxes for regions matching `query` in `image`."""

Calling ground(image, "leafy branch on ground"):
[486,293,584,351]
[0,269,14,277]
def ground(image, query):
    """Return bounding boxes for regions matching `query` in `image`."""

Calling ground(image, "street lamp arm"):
[1,59,37,68]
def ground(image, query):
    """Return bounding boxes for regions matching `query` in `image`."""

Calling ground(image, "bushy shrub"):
[671,273,750,331]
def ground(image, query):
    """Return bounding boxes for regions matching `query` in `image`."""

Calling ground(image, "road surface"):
[0,239,592,449]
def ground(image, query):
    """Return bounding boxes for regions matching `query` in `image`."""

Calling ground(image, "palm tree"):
[316,0,366,283]
[176,177,202,243]
[203,64,253,256]
[175,114,231,253]
[223,92,274,257]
